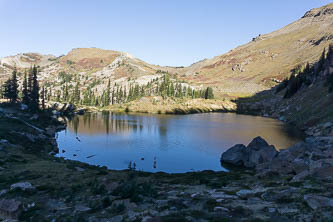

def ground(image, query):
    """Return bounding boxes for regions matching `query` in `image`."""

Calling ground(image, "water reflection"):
[57,112,304,173]
[67,111,173,139]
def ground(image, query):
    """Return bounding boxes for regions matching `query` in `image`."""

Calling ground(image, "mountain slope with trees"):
[0,3,332,111]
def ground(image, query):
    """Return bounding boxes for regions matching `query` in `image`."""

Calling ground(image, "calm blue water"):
[56,112,304,173]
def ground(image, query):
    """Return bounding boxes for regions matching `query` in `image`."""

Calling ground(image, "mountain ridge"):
[0,3,332,98]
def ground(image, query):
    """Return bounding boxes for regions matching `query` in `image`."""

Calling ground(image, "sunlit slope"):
[174,3,333,97]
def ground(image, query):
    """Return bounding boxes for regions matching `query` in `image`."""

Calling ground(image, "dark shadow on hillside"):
[233,45,333,117]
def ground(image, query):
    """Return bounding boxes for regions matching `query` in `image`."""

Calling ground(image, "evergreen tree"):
[0,81,3,99]
[204,87,214,99]
[48,87,52,101]
[62,84,69,102]
[105,80,111,106]
[56,90,61,102]
[73,81,80,104]
[119,86,123,103]
[41,87,45,110]
[27,67,33,99]
[22,71,29,104]
[11,68,18,103]
[318,48,326,72]
[111,88,115,105]
[3,79,12,102]
[30,65,40,112]
[170,82,175,97]
[3,68,18,103]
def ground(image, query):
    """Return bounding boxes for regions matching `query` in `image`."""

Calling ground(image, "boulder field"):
[221,136,333,183]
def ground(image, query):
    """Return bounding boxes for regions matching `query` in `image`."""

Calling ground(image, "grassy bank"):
[76,97,237,115]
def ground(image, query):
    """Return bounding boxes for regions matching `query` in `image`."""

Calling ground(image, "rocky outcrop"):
[222,136,333,182]
[302,3,333,18]
[257,137,333,179]
[221,137,278,168]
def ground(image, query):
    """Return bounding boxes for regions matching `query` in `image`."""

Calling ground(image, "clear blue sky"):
[0,0,331,66]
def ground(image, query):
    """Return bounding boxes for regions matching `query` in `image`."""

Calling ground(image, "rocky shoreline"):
[221,136,333,181]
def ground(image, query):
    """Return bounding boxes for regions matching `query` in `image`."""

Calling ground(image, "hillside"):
[174,3,333,97]
[0,3,332,101]
[236,42,333,135]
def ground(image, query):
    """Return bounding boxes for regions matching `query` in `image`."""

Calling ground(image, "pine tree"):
[73,81,80,104]
[170,82,175,97]
[105,80,111,106]
[45,88,48,102]
[0,81,3,99]
[318,48,326,72]
[22,71,29,104]
[41,87,45,110]
[3,79,12,102]
[62,83,69,102]
[124,86,127,102]
[11,68,18,103]
[111,88,115,105]
[56,90,61,102]
[204,87,214,99]
[27,67,33,99]
[48,87,52,101]
[119,86,123,103]
[30,65,40,112]
[3,68,18,103]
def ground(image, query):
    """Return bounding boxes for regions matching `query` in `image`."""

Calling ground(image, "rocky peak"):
[302,3,333,18]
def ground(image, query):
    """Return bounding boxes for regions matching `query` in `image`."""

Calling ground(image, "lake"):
[56,112,304,173]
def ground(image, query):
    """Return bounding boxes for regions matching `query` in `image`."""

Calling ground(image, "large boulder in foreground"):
[221,137,278,168]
